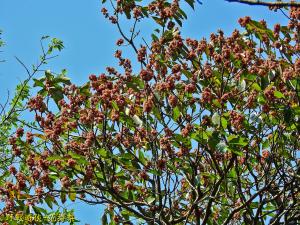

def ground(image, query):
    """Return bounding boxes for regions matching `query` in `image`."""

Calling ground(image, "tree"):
[0,36,67,224]
[0,1,299,225]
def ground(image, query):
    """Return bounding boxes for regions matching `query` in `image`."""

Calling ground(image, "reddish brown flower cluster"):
[27,95,46,112]
[140,68,154,81]
[201,87,213,104]
[133,6,142,18]
[230,111,244,131]
[8,136,21,156]
[168,95,177,107]
[15,127,24,138]
[238,16,251,27]
[181,123,193,137]
[116,38,124,46]
[148,0,179,19]
[137,46,147,62]
[143,96,154,113]
[264,86,276,101]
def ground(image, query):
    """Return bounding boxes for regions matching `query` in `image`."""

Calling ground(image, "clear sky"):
[0,0,288,224]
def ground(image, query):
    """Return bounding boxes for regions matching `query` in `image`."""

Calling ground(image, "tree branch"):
[225,0,300,7]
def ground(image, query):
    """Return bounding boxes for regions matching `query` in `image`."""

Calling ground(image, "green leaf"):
[146,196,156,204]
[262,139,270,149]
[47,155,63,161]
[216,142,227,153]
[33,77,45,87]
[221,117,228,129]
[178,8,187,19]
[274,90,285,99]
[138,150,146,165]
[32,206,47,215]
[121,153,134,160]
[173,15,183,27]
[50,89,64,106]
[60,191,66,204]
[124,8,131,19]
[238,79,246,91]
[97,148,107,157]
[111,101,119,110]
[243,73,257,81]
[45,70,53,79]
[151,33,159,41]
[228,136,248,147]
[152,16,164,26]
[228,169,237,179]
[69,190,76,202]
[248,20,275,42]
[283,106,292,125]
[185,0,195,9]
[212,99,222,108]
[54,73,71,85]
[208,131,220,149]
[45,196,53,209]
[141,6,149,17]
[212,112,220,126]
[68,152,88,165]
[252,83,261,91]
[258,95,266,104]
[173,106,181,121]
[182,69,193,78]
[79,82,91,96]
[228,147,243,156]
[101,213,108,225]
[149,169,162,176]
[121,211,130,220]
[50,38,64,51]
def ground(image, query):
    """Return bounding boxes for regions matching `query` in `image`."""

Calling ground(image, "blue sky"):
[0,0,287,224]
